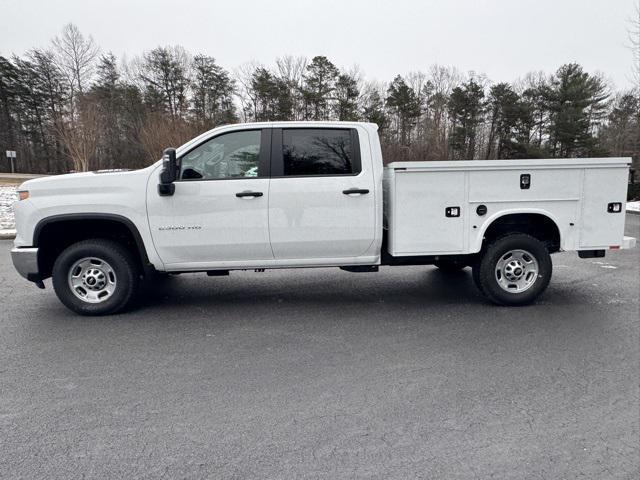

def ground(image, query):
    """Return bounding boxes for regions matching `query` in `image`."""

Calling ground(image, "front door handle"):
[235,191,263,198]
[343,188,370,195]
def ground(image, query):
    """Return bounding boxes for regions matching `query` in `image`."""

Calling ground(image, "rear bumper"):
[10,247,40,282]
[622,236,636,249]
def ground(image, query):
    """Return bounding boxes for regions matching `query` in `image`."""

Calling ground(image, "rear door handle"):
[235,191,263,198]
[343,188,370,195]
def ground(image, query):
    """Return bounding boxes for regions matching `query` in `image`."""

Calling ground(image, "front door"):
[146,128,273,267]
[268,127,376,260]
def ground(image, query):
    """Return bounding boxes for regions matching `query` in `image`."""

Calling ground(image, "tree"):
[544,63,609,157]
[484,83,537,159]
[599,92,640,167]
[447,78,484,159]
[138,46,191,119]
[275,55,307,120]
[0,56,20,169]
[361,83,388,133]
[52,23,100,98]
[302,56,338,120]
[629,1,640,92]
[56,97,102,171]
[191,55,236,128]
[333,72,360,121]
[386,75,422,145]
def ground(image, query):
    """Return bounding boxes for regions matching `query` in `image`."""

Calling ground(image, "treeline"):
[0,24,638,174]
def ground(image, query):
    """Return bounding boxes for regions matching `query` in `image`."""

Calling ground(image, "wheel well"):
[34,216,149,279]
[482,213,561,253]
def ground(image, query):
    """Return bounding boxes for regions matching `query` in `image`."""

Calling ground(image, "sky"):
[0,0,637,90]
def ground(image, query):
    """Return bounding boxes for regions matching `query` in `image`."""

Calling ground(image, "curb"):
[627,209,640,215]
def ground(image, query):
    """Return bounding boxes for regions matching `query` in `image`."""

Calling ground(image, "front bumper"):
[10,247,40,282]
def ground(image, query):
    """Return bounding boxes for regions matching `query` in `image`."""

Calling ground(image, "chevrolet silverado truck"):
[11,122,636,315]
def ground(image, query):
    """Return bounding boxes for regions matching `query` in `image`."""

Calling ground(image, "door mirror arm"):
[158,148,179,196]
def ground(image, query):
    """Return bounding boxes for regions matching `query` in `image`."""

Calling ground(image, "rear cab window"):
[272,128,361,177]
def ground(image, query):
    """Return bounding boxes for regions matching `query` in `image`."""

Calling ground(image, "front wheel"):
[52,239,139,315]
[474,234,552,306]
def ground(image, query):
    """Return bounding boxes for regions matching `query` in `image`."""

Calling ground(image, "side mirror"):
[158,148,178,196]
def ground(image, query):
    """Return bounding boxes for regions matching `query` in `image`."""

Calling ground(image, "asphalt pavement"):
[1,215,638,479]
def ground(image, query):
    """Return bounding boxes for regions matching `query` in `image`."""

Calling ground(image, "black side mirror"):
[158,148,178,196]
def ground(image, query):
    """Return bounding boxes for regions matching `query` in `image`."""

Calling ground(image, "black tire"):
[471,258,486,296]
[52,239,139,316]
[434,258,467,272]
[474,233,552,306]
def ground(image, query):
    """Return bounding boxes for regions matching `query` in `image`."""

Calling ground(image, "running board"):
[339,265,379,273]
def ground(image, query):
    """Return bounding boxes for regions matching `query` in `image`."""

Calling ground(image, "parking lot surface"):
[1,215,638,479]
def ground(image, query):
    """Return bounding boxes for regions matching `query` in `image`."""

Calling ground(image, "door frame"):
[268,127,362,178]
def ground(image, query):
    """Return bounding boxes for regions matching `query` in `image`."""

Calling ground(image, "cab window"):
[180,130,261,180]
[281,128,359,176]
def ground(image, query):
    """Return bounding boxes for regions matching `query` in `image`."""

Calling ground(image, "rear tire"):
[474,233,552,306]
[52,239,139,316]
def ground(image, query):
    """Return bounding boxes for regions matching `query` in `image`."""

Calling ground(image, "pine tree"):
[544,63,609,157]
[447,79,484,159]
[191,55,236,128]
[302,56,338,120]
[333,73,360,121]
[386,75,422,145]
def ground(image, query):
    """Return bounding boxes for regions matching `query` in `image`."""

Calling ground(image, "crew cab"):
[11,122,636,315]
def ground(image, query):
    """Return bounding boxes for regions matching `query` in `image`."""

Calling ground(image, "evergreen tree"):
[138,46,191,119]
[333,73,360,121]
[447,79,484,159]
[361,88,388,133]
[302,56,338,120]
[386,75,422,145]
[191,55,236,128]
[544,63,609,157]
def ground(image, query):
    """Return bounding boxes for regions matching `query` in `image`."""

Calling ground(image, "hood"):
[18,166,156,196]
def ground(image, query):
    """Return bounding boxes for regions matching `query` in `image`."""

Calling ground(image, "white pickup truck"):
[11,122,636,315]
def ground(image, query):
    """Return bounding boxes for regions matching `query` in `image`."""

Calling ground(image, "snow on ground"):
[627,201,640,213]
[1,185,17,230]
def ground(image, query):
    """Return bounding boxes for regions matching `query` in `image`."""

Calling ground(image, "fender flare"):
[33,213,151,268]
[472,208,563,253]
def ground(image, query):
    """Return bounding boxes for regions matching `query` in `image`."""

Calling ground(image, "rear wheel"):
[474,233,552,306]
[52,239,139,315]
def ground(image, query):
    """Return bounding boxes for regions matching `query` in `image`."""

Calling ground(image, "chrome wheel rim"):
[68,257,117,303]
[495,249,539,293]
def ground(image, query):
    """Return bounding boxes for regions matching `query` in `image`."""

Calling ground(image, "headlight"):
[18,190,29,201]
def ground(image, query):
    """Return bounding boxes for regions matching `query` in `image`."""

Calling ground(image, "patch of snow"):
[627,201,640,213]
[0,185,17,230]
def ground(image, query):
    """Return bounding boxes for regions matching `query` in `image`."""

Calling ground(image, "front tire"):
[474,234,552,306]
[52,239,139,315]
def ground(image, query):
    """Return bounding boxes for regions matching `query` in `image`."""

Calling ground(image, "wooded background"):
[1,21,638,181]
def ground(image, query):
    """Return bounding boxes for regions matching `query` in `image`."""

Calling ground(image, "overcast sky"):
[0,0,637,89]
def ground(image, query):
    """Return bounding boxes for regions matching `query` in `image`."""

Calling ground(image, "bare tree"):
[629,0,640,92]
[55,98,102,172]
[234,61,263,122]
[138,113,199,163]
[275,55,307,119]
[52,23,100,98]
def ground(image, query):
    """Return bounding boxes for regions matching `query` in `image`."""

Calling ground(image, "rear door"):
[268,127,376,260]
